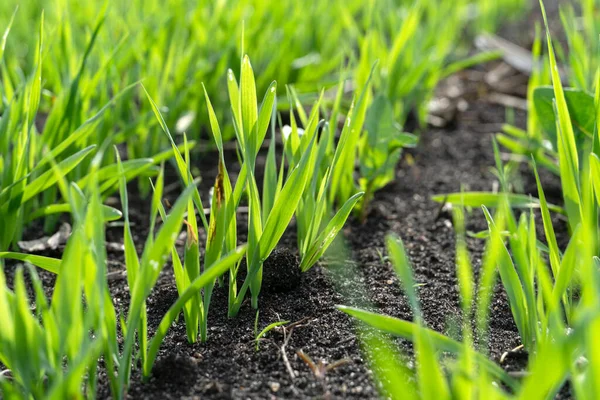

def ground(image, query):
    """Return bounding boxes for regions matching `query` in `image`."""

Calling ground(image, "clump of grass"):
[283,85,365,271]
[0,149,246,398]
[2,0,509,182]
[497,0,599,180]
[342,186,600,398]
[146,55,363,339]
[0,0,356,169]
[0,13,190,253]
[380,2,600,397]
[336,0,504,218]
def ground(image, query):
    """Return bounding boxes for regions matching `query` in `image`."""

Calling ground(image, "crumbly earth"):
[3,1,573,399]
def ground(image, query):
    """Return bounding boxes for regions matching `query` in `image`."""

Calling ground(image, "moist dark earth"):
[3,1,574,399]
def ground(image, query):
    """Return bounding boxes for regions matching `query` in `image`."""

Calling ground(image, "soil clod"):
[261,247,301,294]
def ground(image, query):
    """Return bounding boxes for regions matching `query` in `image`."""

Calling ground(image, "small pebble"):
[269,382,280,392]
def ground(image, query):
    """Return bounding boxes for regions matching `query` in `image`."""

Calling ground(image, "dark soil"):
[3,1,573,399]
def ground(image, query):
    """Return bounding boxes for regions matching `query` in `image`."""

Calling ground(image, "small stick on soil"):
[336,336,356,346]
[278,317,311,396]
[475,34,536,76]
[487,93,528,111]
[508,370,530,379]
[280,326,299,396]
[281,327,296,380]
[286,317,311,330]
[107,270,127,282]
[106,242,125,252]
[297,349,351,399]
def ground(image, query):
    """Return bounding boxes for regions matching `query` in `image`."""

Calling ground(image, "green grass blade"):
[255,81,277,156]
[241,55,258,152]
[387,234,421,318]
[0,7,17,64]
[337,306,518,390]
[25,203,121,223]
[533,163,561,277]
[432,192,565,215]
[0,253,60,274]
[300,192,363,272]
[255,320,289,351]
[415,324,451,400]
[482,206,531,348]
[144,245,246,377]
[540,0,582,228]
[142,85,209,232]
[1,145,96,206]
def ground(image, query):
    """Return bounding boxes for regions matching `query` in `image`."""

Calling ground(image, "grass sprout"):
[255,319,290,352]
